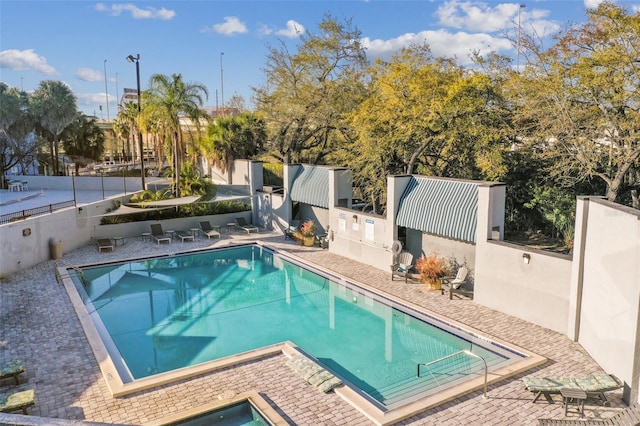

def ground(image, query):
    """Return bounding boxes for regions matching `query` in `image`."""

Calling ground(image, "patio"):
[0,230,628,425]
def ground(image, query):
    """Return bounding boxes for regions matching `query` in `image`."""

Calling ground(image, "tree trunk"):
[49,139,55,175]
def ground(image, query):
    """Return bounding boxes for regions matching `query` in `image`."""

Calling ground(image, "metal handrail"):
[417,349,488,398]
[54,259,85,285]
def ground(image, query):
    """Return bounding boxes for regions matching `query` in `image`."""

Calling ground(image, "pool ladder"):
[416,350,488,398]
[54,259,85,285]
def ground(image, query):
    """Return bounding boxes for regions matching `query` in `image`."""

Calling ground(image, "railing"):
[54,259,85,285]
[0,200,75,225]
[417,350,488,398]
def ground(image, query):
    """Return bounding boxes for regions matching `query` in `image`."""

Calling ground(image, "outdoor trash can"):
[49,239,62,260]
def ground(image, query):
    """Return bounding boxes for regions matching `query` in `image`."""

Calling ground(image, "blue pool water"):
[76,245,524,408]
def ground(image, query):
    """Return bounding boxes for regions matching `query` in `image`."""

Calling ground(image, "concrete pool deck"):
[0,230,628,425]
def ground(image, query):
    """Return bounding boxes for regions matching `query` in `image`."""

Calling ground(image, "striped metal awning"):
[396,177,478,243]
[289,166,330,208]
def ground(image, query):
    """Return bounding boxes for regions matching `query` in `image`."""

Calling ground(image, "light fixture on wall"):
[522,253,531,264]
[352,214,358,223]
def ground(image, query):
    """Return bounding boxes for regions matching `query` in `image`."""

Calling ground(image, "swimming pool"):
[66,243,542,414]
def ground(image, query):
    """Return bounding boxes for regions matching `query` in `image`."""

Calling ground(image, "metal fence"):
[0,200,75,225]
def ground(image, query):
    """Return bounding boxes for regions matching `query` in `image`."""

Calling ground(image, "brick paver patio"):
[0,230,628,425]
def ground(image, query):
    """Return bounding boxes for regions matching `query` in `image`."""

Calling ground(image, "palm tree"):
[29,80,77,175]
[200,112,266,182]
[143,73,208,196]
[113,101,138,162]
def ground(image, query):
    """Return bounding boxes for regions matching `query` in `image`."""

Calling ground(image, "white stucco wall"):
[328,208,391,269]
[575,198,640,402]
[0,194,130,276]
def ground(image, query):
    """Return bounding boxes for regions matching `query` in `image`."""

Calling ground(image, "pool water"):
[166,401,269,425]
[78,245,524,408]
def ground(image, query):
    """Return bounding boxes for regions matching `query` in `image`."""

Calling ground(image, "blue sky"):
[1,0,638,117]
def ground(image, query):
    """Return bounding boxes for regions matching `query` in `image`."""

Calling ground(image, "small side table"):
[190,228,199,238]
[166,230,176,240]
[141,232,151,242]
[561,388,586,417]
[226,223,236,233]
[113,236,124,247]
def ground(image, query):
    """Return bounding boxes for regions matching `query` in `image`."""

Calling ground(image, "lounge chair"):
[441,266,468,295]
[0,361,25,385]
[174,230,195,242]
[391,251,414,283]
[0,389,35,414]
[150,224,171,244]
[199,221,221,239]
[235,217,259,234]
[97,238,114,252]
[523,373,623,405]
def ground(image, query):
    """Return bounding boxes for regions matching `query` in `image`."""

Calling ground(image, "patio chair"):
[97,238,114,253]
[441,266,470,297]
[523,373,623,405]
[0,361,25,385]
[150,224,171,244]
[0,389,35,414]
[199,221,221,239]
[391,251,414,283]
[235,217,259,234]
[174,230,195,242]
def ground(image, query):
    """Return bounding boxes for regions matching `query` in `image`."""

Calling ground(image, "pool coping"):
[144,390,290,426]
[58,241,547,426]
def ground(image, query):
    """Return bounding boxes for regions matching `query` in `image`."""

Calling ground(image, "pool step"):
[286,354,343,393]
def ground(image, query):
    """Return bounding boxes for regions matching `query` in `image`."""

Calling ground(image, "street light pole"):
[103,59,110,121]
[126,53,145,190]
[517,4,526,72]
[115,72,120,112]
[220,52,224,115]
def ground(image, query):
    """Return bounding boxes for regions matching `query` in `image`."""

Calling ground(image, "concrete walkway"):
[0,230,628,425]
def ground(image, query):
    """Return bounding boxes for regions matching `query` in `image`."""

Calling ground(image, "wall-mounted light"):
[522,253,531,264]
[352,214,358,223]
[78,207,83,212]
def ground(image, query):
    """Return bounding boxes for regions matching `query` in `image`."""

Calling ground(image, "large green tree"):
[0,83,39,182]
[512,2,640,207]
[346,45,512,212]
[60,113,105,163]
[254,15,368,164]
[143,73,208,196]
[199,112,266,182]
[29,80,77,175]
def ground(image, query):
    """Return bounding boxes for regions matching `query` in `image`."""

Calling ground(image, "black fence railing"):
[0,200,76,225]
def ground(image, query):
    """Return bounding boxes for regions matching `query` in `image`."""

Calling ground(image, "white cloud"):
[584,0,607,8]
[362,29,512,65]
[95,3,175,20]
[0,49,56,74]
[257,24,273,37]
[436,0,522,32]
[276,20,305,38]
[76,67,103,82]
[435,0,559,36]
[205,16,248,35]
[76,92,111,107]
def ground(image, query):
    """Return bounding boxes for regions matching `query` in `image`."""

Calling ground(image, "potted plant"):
[415,251,450,290]
[294,219,316,246]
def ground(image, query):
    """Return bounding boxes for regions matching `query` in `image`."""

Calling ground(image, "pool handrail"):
[54,259,85,285]
[417,349,488,398]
